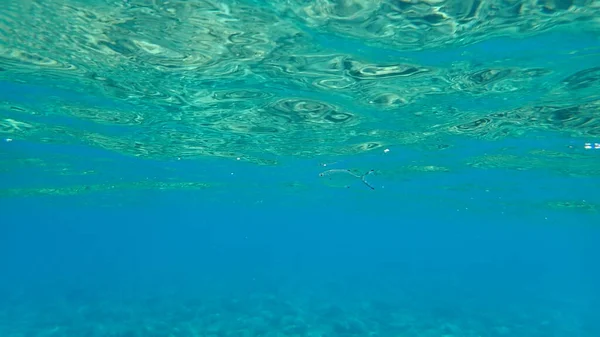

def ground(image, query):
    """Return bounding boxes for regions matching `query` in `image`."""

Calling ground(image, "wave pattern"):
[1,0,599,166]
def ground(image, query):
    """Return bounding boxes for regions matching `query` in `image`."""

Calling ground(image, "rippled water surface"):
[2,0,600,161]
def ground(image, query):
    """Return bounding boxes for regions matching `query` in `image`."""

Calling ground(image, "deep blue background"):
[1,171,599,328]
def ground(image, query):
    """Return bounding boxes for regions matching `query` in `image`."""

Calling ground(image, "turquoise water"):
[1,0,600,336]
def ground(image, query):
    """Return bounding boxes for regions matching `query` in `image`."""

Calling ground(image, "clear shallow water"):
[1,0,600,336]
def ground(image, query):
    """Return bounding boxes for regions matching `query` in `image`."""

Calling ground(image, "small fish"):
[318,169,375,190]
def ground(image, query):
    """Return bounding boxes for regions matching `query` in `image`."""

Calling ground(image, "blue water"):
[2,3,600,336]
[2,126,600,336]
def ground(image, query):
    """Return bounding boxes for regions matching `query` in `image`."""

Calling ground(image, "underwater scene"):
[1,0,600,336]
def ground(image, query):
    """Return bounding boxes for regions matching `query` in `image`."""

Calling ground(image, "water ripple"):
[1,0,599,172]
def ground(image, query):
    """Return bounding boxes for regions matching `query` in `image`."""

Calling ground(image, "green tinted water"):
[1,0,599,207]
